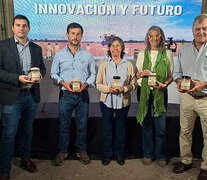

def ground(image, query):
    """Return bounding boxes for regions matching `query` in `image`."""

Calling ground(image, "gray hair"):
[193,14,207,27]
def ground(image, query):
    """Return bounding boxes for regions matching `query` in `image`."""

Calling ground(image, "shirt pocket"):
[78,58,89,71]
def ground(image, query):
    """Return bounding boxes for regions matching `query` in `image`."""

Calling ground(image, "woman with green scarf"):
[136,26,174,167]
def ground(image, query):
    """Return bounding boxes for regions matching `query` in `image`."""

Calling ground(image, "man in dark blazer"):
[0,15,46,180]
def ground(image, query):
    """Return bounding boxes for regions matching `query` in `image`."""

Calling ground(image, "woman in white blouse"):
[136,26,174,167]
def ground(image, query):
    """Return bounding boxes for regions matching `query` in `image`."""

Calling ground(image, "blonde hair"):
[145,26,166,51]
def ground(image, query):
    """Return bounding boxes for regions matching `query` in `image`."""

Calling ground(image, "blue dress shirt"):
[173,41,207,93]
[104,58,128,109]
[50,46,96,90]
[15,37,31,73]
[15,37,32,88]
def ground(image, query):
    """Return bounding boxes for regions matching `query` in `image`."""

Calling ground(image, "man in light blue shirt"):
[173,14,207,180]
[50,23,96,166]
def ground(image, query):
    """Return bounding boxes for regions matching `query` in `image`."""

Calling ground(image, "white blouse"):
[136,49,174,86]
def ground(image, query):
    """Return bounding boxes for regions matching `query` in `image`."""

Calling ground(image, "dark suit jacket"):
[0,37,46,105]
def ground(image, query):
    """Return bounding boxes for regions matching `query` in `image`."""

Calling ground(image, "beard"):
[70,39,80,47]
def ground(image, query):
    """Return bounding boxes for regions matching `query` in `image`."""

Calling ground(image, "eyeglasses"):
[194,26,207,32]
[148,34,161,39]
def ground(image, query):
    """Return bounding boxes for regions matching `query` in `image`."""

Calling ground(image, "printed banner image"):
[14,0,202,58]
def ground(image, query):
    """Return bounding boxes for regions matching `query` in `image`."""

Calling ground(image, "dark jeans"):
[142,91,168,160]
[100,102,130,158]
[0,91,38,174]
[58,90,89,153]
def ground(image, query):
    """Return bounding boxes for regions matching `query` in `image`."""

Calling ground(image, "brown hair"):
[107,36,125,59]
[13,14,30,28]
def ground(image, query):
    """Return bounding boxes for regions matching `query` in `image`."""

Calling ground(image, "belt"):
[20,88,31,92]
[61,90,73,94]
[61,90,87,95]
[189,93,207,99]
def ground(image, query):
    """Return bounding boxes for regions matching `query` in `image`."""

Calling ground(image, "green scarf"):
[136,50,169,125]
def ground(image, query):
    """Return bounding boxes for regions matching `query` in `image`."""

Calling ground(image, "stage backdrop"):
[13,0,202,59]
[11,1,204,158]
